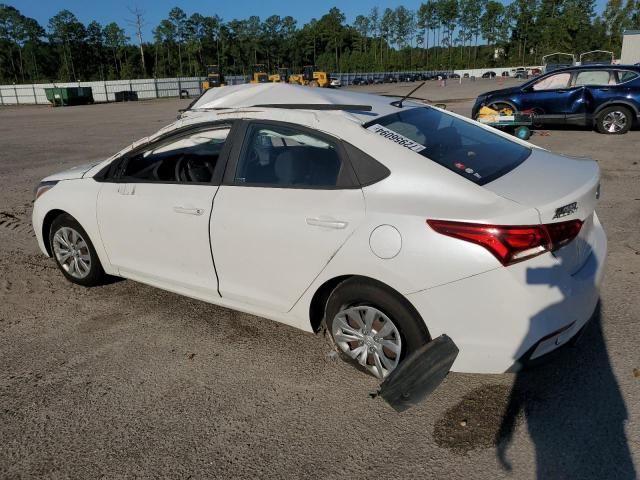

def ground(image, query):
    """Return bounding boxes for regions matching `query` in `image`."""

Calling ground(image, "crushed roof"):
[188,83,418,121]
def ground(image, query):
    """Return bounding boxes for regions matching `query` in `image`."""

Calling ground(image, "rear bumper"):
[406,212,607,374]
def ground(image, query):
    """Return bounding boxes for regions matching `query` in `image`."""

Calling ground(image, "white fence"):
[0,66,542,106]
[0,75,248,105]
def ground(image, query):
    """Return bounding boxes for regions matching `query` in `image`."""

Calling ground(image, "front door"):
[97,125,232,300]
[211,121,365,313]
[520,71,586,122]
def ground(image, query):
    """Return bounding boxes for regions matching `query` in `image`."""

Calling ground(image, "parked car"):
[463,73,470,78]
[351,77,369,86]
[330,77,342,88]
[531,68,542,76]
[501,71,510,77]
[383,74,398,83]
[372,76,384,85]
[399,73,416,82]
[33,83,606,384]
[472,65,640,134]
[482,71,497,79]
[450,73,461,79]
[514,67,528,79]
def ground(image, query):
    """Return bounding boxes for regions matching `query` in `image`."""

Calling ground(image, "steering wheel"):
[174,155,189,182]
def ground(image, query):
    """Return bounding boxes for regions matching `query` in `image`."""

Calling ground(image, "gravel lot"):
[1,79,638,479]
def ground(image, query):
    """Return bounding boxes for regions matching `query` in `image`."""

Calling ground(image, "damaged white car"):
[33,84,606,404]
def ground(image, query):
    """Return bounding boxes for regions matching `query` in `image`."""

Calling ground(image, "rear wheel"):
[596,106,632,134]
[325,278,430,379]
[49,214,106,287]
[309,80,319,87]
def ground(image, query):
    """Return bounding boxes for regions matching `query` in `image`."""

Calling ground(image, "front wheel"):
[49,213,106,287]
[325,278,430,379]
[596,106,632,134]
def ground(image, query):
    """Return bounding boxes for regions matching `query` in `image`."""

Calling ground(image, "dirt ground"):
[1,79,638,479]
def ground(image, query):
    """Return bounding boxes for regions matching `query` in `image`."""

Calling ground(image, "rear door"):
[210,121,365,313]
[96,123,233,300]
[574,69,617,114]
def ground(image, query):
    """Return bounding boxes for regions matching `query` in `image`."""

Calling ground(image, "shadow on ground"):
[435,248,635,479]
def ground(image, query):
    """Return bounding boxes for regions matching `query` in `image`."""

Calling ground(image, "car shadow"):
[495,250,636,479]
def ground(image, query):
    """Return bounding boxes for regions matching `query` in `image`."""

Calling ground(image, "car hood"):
[479,85,523,98]
[42,160,103,182]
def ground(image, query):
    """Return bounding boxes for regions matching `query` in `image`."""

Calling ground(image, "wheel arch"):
[308,274,431,340]
[42,208,68,256]
[594,100,639,118]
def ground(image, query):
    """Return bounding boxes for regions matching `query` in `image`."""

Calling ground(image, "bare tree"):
[128,7,146,74]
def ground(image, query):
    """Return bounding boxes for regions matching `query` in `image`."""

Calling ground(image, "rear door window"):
[574,70,612,86]
[234,124,346,187]
[365,107,530,185]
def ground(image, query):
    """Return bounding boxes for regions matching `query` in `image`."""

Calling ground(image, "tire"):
[596,106,632,134]
[325,278,430,379]
[49,213,106,287]
[309,80,319,87]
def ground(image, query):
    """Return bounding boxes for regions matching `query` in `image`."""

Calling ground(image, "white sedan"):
[33,84,606,381]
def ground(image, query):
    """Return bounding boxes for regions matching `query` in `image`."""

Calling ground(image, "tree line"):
[1,1,639,84]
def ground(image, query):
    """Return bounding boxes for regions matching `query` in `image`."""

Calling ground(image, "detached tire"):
[596,106,632,134]
[325,278,430,379]
[49,213,106,287]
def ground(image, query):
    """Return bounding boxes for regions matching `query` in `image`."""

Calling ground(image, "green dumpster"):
[44,87,94,106]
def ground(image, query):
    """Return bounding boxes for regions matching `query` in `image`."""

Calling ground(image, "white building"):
[621,30,640,64]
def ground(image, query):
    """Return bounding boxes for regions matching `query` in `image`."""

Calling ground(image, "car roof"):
[545,64,640,74]
[187,83,409,123]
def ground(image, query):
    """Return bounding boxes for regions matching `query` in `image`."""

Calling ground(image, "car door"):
[210,121,366,313]
[573,69,617,115]
[518,71,586,122]
[96,123,234,301]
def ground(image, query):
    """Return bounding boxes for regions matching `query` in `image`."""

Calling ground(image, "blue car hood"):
[480,85,523,98]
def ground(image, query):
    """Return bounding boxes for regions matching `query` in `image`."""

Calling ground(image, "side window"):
[532,73,571,91]
[235,124,342,187]
[574,70,612,86]
[616,70,639,83]
[122,127,230,183]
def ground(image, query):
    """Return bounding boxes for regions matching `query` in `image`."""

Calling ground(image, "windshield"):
[365,107,531,185]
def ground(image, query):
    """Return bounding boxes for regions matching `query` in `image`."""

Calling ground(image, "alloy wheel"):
[52,226,91,279]
[602,111,627,133]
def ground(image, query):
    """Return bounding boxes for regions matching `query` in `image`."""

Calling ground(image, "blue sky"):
[13,0,608,42]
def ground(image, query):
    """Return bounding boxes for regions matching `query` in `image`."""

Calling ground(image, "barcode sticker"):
[367,124,426,153]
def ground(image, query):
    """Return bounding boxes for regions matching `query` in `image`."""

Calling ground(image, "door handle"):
[306,217,348,229]
[173,206,205,216]
[117,184,135,195]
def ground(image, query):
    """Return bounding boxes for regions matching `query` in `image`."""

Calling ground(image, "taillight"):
[427,219,583,266]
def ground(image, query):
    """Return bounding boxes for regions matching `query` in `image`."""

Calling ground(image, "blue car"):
[472,65,640,134]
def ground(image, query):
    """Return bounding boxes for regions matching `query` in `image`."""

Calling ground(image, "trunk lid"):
[484,148,600,273]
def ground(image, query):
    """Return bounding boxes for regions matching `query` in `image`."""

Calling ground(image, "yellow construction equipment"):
[201,65,224,91]
[250,64,269,83]
[288,65,329,87]
[269,67,291,83]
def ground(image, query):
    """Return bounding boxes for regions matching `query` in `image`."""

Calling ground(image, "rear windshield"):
[365,107,531,185]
